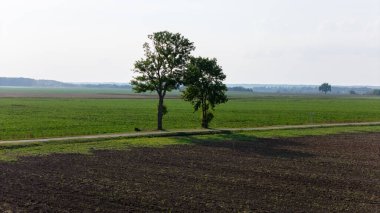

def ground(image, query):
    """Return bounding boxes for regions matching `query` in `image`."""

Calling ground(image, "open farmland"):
[0,88,379,211]
[0,88,380,140]
[0,128,379,212]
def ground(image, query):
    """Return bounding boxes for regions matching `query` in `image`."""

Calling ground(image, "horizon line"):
[0,76,379,88]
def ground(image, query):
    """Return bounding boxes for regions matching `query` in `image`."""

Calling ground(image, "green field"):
[0,88,379,140]
[0,87,135,95]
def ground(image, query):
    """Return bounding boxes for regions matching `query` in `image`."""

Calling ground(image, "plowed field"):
[1,133,379,212]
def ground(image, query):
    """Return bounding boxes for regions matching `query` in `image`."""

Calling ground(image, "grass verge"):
[1,125,380,161]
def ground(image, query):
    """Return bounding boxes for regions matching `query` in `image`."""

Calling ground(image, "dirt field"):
[0,133,379,212]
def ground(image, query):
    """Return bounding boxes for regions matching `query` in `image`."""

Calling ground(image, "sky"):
[0,0,379,86]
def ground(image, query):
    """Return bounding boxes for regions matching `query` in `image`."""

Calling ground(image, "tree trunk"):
[201,99,208,128]
[202,113,208,128]
[157,95,164,130]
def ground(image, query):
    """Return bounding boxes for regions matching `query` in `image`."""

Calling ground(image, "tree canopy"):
[319,83,332,94]
[131,31,195,130]
[182,57,228,128]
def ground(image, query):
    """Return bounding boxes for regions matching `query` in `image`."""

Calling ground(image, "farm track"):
[1,121,380,144]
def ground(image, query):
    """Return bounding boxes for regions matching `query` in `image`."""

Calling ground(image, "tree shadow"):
[0,143,42,151]
[177,132,315,159]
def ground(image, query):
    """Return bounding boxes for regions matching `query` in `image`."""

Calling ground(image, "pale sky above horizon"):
[0,0,379,86]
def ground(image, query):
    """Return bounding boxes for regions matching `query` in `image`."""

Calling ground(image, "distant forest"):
[0,77,131,89]
[0,77,379,95]
[248,85,378,95]
[228,86,253,92]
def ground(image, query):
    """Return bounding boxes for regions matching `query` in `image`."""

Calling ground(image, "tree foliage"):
[131,31,195,130]
[182,57,228,128]
[319,83,332,94]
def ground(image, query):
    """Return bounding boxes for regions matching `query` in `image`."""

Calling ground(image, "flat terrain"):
[0,87,379,140]
[0,132,379,212]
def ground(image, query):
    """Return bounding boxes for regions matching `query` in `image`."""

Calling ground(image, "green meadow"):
[0,87,135,95]
[0,90,379,140]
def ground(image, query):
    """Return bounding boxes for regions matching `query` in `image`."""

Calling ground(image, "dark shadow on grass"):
[0,143,42,151]
[176,132,314,159]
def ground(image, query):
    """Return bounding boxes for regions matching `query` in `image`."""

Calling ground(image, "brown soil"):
[0,133,379,212]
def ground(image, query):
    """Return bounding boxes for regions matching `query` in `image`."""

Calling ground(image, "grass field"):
[0,89,379,140]
[0,87,135,95]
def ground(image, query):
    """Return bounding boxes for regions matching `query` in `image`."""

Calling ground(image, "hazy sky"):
[0,0,379,85]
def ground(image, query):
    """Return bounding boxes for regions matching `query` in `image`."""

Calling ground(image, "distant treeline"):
[0,77,379,95]
[246,85,379,95]
[227,86,253,92]
[0,77,131,89]
[0,77,70,87]
[79,84,131,89]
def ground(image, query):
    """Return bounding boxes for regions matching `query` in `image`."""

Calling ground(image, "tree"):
[319,83,331,94]
[131,31,195,130]
[182,57,228,128]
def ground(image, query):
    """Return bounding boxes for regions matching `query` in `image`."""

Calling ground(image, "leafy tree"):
[131,31,195,130]
[319,83,331,94]
[182,57,228,128]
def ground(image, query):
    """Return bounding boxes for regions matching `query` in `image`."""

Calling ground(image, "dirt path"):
[1,121,380,144]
